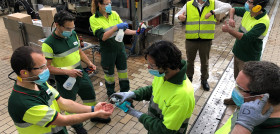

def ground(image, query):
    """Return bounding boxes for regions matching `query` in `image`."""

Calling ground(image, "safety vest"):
[240,11,270,39]
[186,0,216,39]
[42,31,81,70]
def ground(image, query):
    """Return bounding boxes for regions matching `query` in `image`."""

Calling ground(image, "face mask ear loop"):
[51,21,55,32]
[8,71,17,81]
[244,94,265,99]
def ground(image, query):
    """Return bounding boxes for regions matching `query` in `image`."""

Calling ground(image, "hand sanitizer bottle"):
[63,77,76,90]
[115,29,124,42]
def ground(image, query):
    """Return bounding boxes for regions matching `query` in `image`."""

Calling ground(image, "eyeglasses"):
[62,25,75,31]
[247,0,254,4]
[236,83,261,95]
[32,64,47,70]
[146,61,157,69]
[103,2,112,6]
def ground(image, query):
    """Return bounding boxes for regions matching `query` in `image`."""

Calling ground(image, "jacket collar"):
[167,60,187,85]
[13,83,48,97]
[254,9,267,20]
[192,0,210,8]
[95,10,112,18]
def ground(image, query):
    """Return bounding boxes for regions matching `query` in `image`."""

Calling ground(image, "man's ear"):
[55,23,60,29]
[19,70,29,77]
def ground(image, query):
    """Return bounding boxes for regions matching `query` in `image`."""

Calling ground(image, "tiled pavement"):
[0,2,280,133]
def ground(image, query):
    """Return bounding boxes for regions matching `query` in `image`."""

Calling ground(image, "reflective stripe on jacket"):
[42,31,81,69]
[186,0,216,39]
[240,11,269,39]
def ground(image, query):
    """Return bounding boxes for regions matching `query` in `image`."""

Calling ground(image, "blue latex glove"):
[236,93,273,132]
[117,22,128,29]
[136,28,146,35]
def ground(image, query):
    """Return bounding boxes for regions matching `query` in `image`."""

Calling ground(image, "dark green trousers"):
[55,65,96,129]
[101,46,129,96]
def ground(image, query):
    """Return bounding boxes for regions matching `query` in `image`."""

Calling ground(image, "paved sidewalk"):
[0,2,279,134]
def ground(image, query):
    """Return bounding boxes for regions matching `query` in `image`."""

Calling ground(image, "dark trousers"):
[55,65,96,129]
[101,47,129,96]
[233,56,245,79]
[185,40,212,80]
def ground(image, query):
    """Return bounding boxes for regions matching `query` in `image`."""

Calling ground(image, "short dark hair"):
[243,61,280,105]
[10,46,42,76]
[144,40,182,70]
[54,10,75,26]
[253,0,269,9]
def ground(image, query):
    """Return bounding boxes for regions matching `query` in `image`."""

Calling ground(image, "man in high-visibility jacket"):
[215,61,280,134]
[178,0,231,91]
[111,41,195,134]
[41,11,110,134]
[222,0,270,79]
[8,46,112,134]
[229,93,273,134]
[222,0,270,105]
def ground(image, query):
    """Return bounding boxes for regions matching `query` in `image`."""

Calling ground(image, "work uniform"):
[8,83,68,134]
[133,60,195,134]
[42,31,96,128]
[215,110,280,134]
[185,0,216,81]
[232,7,270,78]
[89,10,129,96]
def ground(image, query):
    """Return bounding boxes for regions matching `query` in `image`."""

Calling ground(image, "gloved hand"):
[126,104,143,118]
[136,28,146,35]
[110,92,136,104]
[117,22,129,29]
[236,93,273,132]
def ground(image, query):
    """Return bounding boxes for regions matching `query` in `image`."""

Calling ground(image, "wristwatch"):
[210,10,215,15]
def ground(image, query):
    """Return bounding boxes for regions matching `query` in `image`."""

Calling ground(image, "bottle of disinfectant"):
[63,77,76,90]
[115,29,124,42]
[63,69,82,90]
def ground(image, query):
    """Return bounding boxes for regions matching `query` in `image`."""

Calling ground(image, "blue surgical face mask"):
[245,3,250,11]
[231,87,244,107]
[202,0,207,2]
[148,69,165,77]
[34,69,50,85]
[22,69,50,85]
[62,30,72,38]
[231,88,244,107]
[105,4,112,13]
[232,87,266,107]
